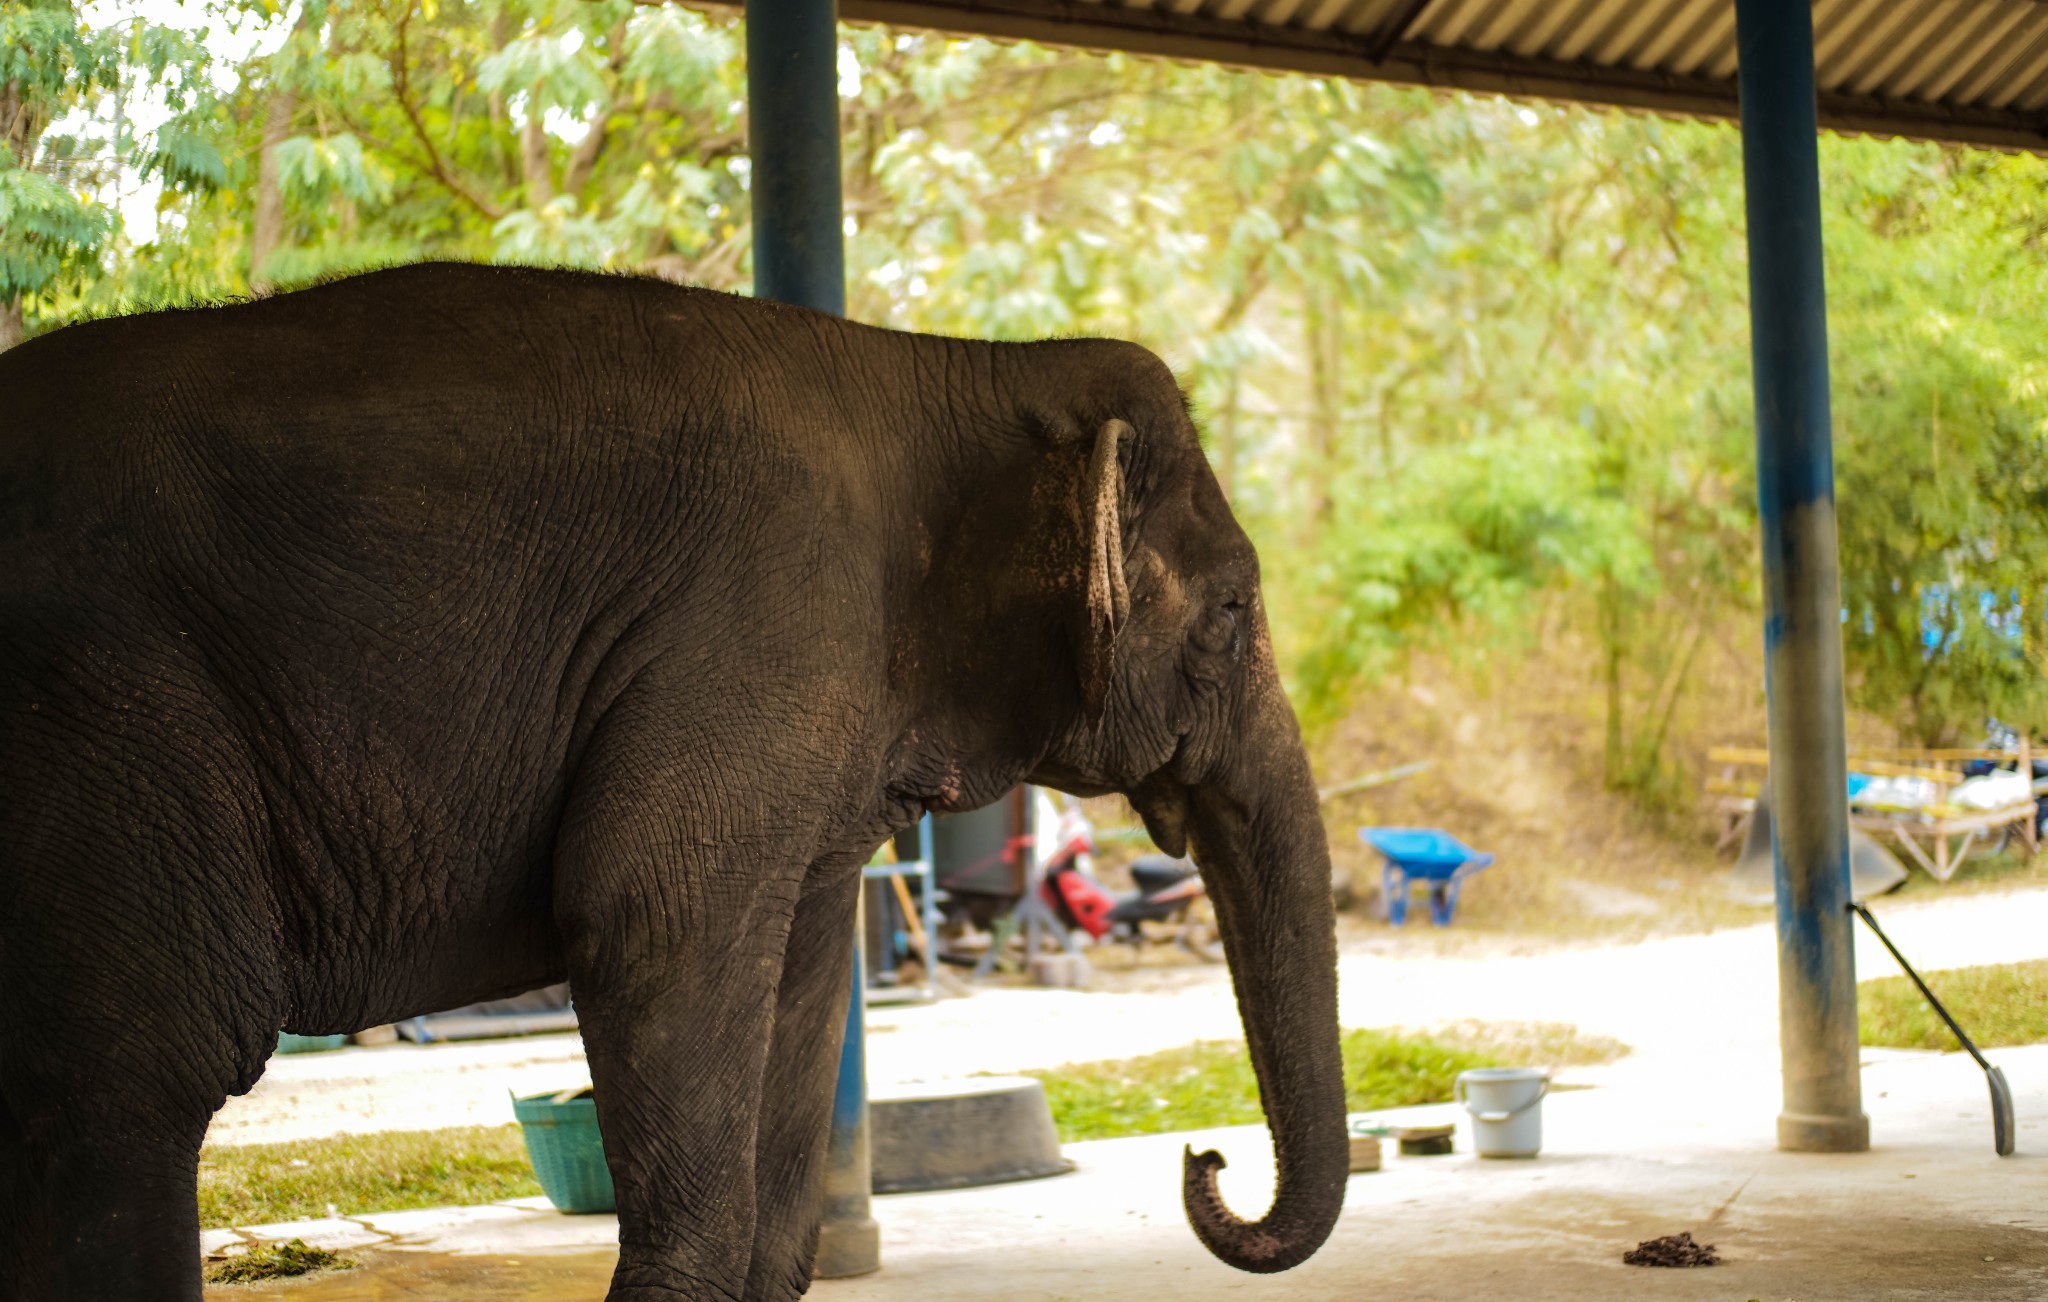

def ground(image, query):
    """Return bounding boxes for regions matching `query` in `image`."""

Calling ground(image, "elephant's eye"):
[1192,601,1241,656]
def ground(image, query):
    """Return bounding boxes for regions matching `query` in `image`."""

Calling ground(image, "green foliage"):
[1027,1021,1626,1142]
[1859,959,2048,1052]
[1827,142,2048,745]
[0,1,120,107]
[141,121,227,190]
[1295,424,1651,727]
[0,152,111,299]
[196,1124,540,1228]
[13,10,2048,758]
[0,0,222,313]
[476,29,608,117]
[273,132,390,206]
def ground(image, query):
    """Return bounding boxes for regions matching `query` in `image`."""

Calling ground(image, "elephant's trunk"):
[1177,700,1347,1273]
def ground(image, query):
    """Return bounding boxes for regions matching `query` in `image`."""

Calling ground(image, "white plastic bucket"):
[1455,1067,1549,1158]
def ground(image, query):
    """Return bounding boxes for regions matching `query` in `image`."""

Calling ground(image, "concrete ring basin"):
[871,1075,1074,1194]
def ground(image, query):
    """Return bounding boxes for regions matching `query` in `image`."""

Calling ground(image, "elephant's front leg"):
[742,861,863,1301]
[555,770,808,1301]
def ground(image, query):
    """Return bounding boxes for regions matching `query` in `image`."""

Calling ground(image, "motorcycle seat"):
[1129,855,1197,893]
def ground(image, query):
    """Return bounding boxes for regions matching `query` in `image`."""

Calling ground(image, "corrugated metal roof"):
[749,0,2048,150]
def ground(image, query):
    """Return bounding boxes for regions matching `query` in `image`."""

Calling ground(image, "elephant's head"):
[927,340,1348,1272]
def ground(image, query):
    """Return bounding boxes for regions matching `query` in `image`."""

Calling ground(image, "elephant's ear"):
[1075,419,1131,723]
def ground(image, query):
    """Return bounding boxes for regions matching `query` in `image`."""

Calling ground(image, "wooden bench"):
[1706,743,2039,883]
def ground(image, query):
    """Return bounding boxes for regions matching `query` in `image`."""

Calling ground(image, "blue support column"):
[1734,0,1869,1154]
[746,0,880,1275]
[817,900,878,1276]
[748,0,845,318]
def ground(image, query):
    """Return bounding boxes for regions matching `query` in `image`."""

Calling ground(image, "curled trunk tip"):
[1181,1144,1335,1274]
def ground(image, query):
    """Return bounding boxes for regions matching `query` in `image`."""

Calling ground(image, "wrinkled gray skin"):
[0,263,1346,1300]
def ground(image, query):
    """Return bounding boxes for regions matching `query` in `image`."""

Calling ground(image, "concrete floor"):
[208,887,2048,1147]
[205,1043,2048,1301]
[199,887,2048,1297]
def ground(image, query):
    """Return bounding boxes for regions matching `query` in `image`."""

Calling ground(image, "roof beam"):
[691,0,2048,152]
[1366,0,1435,62]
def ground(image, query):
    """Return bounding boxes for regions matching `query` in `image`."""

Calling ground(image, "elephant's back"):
[0,267,765,593]
[0,264,917,672]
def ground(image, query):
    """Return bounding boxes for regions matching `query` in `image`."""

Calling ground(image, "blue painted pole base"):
[813,1215,880,1279]
[814,928,879,1279]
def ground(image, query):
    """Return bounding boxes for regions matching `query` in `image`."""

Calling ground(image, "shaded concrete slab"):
[205,1044,2048,1300]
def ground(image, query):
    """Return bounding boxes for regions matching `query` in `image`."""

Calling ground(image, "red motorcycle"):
[1036,802,1224,962]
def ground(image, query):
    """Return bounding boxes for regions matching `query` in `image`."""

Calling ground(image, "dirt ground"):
[1073,635,2048,952]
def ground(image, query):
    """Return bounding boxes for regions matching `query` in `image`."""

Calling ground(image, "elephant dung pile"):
[1622,1232,1721,1267]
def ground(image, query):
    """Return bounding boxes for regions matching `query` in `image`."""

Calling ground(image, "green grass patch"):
[1422,1020,1631,1068]
[205,1238,353,1284]
[198,1125,540,1229]
[1859,958,2048,1051]
[195,1023,1634,1223]
[1026,1021,1628,1142]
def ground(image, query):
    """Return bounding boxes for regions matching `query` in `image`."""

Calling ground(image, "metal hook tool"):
[1849,901,2015,1156]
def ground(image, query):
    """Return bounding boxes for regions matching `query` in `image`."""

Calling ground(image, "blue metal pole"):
[748,0,845,317]
[745,0,879,1275]
[816,899,877,1276]
[918,813,938,1001]
[1734,0,1868,1154]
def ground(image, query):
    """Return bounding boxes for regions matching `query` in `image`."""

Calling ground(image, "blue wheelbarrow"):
[1359,828,1494,927]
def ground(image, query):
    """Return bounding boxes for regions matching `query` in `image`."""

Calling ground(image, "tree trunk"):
[1376,362,1406,478]
[521,85,554,209]
[0,295,23,353]
[560,100,610,199]
[1,77,38,163]
[249,83,299,294]
[2,80,21,159]
[249,7,315,295]
[486,10,516,185]
[1217,374,1239,502]
[560,19,628,199]
[3,78,44,351]
[1628,614,1706,794]
[1304,281,1340,532]
[1599,576,1628,789]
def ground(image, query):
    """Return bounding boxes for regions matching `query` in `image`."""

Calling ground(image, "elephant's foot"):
[606,1250,750,1302]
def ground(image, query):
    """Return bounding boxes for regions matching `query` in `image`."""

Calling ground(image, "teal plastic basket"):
[275,1032,349,1054]
[513,1090,616,1213]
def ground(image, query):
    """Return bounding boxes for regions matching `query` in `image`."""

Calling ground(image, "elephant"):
[0,262,1347,1300]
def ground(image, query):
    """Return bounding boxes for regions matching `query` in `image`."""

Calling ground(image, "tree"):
[18,6,2048,771]
[1827,140,2048,744]
[0,0,220,348]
